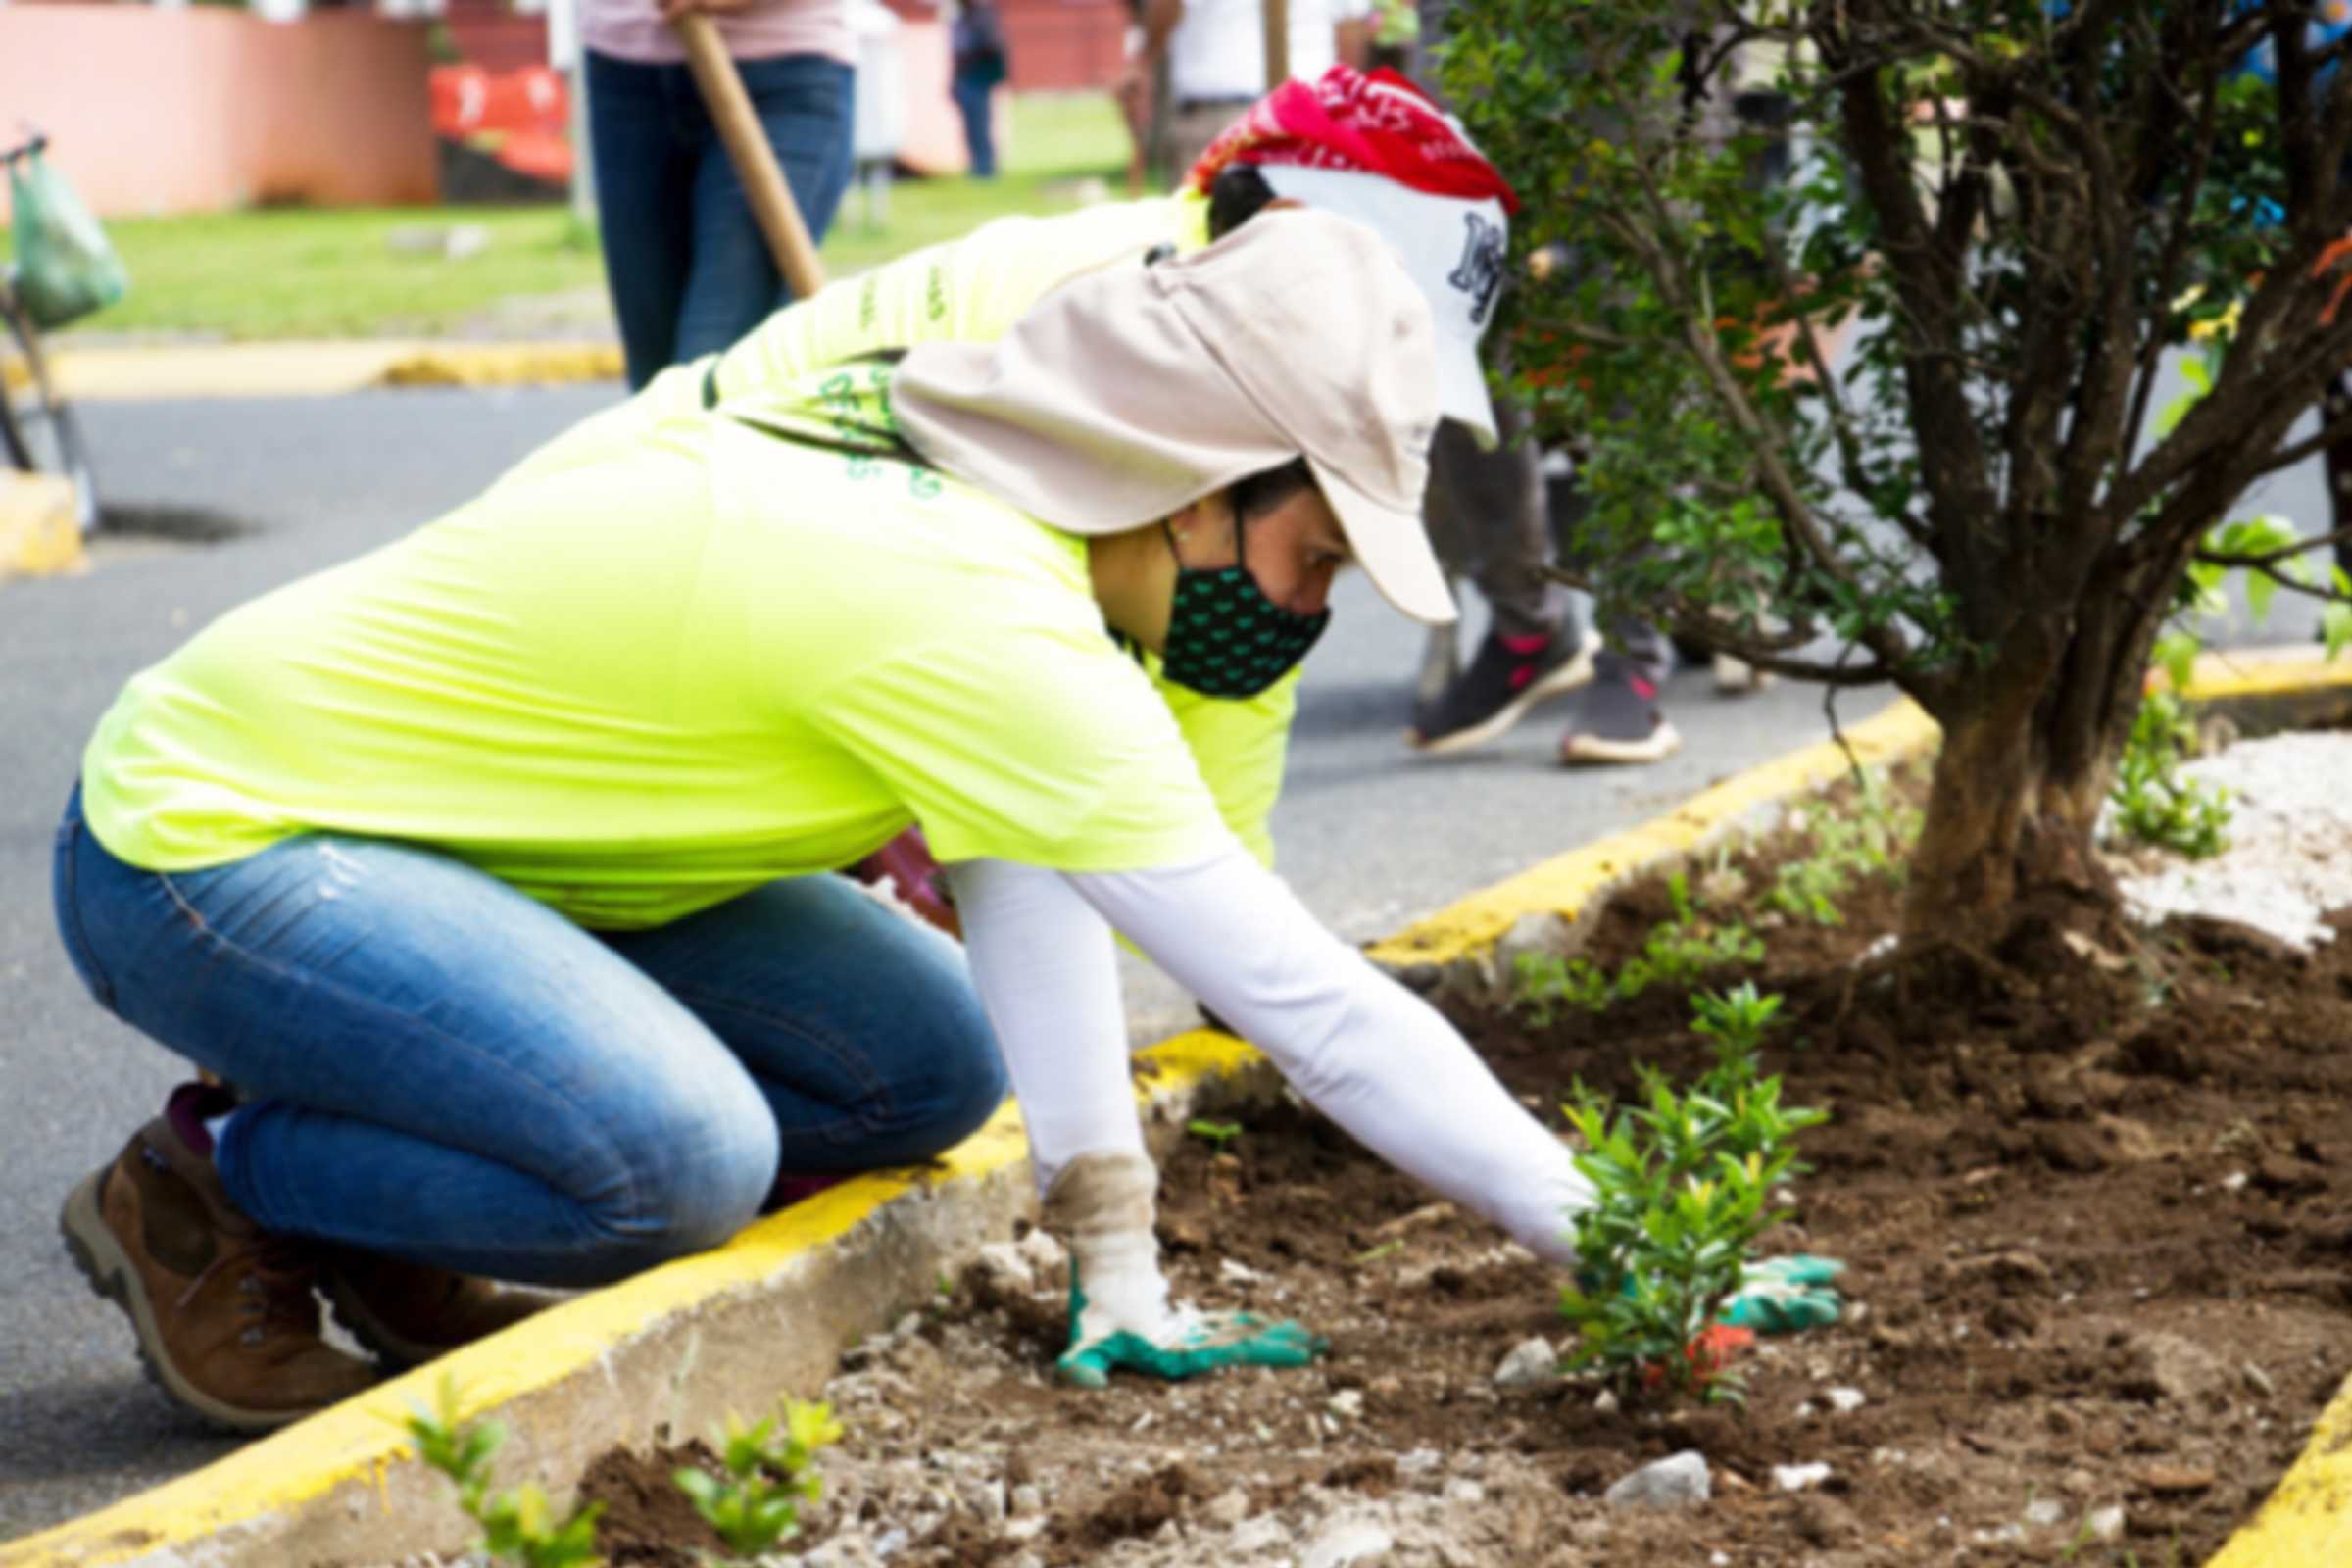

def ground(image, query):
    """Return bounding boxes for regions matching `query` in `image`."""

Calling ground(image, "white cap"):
[1254,163,1509,445]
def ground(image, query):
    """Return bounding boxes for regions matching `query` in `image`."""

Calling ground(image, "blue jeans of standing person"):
[52,788,1007,1288]
[587,49,857,391]
[952,74,998,178]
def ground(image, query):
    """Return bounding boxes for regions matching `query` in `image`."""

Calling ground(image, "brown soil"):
[577,768,2352,1568]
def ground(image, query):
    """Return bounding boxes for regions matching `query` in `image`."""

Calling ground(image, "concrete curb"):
[46,342,621,403]
[0,471,87,582]
[1,1032,1281,1568]
[7,648,2349,1567]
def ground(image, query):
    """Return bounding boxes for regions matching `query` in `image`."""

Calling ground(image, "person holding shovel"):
[55,214,1622,1430]
[583,0,857,391]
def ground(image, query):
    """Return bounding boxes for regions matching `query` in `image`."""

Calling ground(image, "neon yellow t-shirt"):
[501,193,1294,866]
[81,368,1232,929]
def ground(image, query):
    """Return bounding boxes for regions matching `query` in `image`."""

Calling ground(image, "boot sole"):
[1408,632,1602,757]
[1558,718,1685,767]
[60,1170,318,1435]
[322,1274,441,1371]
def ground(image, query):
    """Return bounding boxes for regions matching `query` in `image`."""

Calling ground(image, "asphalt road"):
[0,382,2329,1542]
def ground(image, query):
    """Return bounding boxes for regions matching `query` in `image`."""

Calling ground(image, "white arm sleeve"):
[949,858,1149,1199]
[950,847,1592,1265]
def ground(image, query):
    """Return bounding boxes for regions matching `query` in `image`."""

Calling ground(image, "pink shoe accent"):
[1500,633,1551,692]
[1629,674,1659,702]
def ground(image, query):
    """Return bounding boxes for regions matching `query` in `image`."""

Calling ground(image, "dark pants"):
[952,74,999,178]
[587,49,857,391]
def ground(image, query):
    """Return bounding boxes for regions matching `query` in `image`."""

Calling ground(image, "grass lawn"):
[21,93,1132,342]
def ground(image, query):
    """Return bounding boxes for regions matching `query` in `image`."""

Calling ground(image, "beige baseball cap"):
[890,207,1457,625]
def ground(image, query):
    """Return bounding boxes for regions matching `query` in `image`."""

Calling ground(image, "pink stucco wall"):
[0,8,437,218]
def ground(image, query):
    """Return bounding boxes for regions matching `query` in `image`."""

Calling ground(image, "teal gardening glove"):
[1042,1151,1327,1389]
[1720,1254,1845,1333]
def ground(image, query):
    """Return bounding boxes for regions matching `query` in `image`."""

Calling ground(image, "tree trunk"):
[1901,687,2123,957]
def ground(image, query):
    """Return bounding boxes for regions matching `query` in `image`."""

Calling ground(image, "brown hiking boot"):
[320,1249,548,1369]
[59,1110,377,1432]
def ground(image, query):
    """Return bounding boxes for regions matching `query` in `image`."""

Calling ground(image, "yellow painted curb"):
[377,344,624,388]
[2207,1373,2352,1568]
[0,471,87,582]
[0,1028,1264,1568]
[1366,696,1938,971]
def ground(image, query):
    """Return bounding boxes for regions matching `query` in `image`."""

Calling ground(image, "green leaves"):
[672,1401,842,1559]
[407,1374,841,1567]
[404,1374,605,1568]
[2107,689,2230,860]
[1555,990,1826,1403]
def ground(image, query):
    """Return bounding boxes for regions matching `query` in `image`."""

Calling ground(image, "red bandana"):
[1184,66,1519,216]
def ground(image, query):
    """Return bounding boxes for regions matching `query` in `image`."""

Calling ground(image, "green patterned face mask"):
[1156,522,1332,699]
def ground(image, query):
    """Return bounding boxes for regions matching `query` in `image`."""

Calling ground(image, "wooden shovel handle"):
[1261,0,1289,88]
[669,12,829,300]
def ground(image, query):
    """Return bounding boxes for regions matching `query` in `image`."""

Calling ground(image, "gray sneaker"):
[1557,651,1683,765]
[1408,625,1601,756]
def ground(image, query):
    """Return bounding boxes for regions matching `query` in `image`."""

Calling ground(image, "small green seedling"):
[2107,688,2230,858]
[405,1374,606,1568]
[1186,1118,1245,1151]
[672,1400,843,1562]
[1690,982,1785,1083]
[1555,989,1825,1403]
[1512,872,1763,1022]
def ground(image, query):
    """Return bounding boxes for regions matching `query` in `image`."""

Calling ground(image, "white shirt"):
[1166,0,1371,105]
[579,0,856,66]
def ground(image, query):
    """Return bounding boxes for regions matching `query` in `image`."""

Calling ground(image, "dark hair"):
[1231,457,1317,524]
[1206,164,1281,241]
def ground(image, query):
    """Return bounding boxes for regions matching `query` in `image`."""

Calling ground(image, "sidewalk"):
[46,339,623,403]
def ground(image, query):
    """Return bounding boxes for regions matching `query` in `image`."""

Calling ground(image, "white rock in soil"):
[2129,1330,2231,1406]
[1396,1447,1443,1475]
[1444,1478,1487,1505]
[2088,1504,2127,1543]
[1593,1389,1620,1413]
[1493,1336,1558,1389]
[1014,1226,1066,1276]
[1328,1389,1365,1420]
[1772,1462,1832,1492]
[2112,731,2352,950]
[1604,1450,1711,1510]
[1205,1487,1253,1527]
[1826,1386,1868,1413]
[2024,1497,2068,1527]
[974,1241,1033,1293]
[1220,1256,1266,1284]
[1302,1517,1397,1568]
[1009,1483,1044,1515]
[1231,1516,1290,1554]
[2244,1360,2278,1398]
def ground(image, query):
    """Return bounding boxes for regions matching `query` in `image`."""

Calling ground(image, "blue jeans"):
[587,49,856,391]
[952,74,998,178]
[52,790,1006,1288]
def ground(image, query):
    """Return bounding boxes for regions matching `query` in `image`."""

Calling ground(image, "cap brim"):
[1308,456,1458,626]
[1436,332,1500,447]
